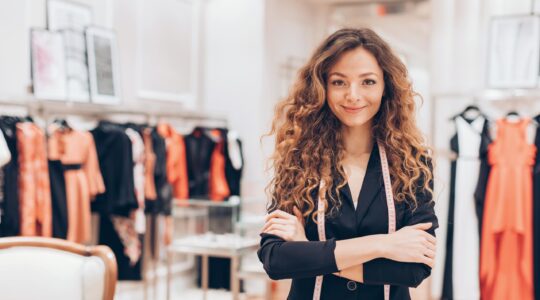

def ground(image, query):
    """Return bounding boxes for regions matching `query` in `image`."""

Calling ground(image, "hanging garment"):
[91,121,138,216]
[143,128,157,201]
[92,121,143,280]
[147,128,172,216]
[481,118,535,300]
[113,127,144,265]
[48,160,68,239]
[100,215,143,280]
[0,116,20,237]
[441,115,486,300]
[157,123,188,202]
[146,128,173,258]
[48,126,105,243]
[473,119,492,236]
[208,129,230,201]
[125,128,146,234]
[16,122,52,237]
[0,129,10,167]
[184,127,216,199]
[225,130,244,197]
[532,114,540,300]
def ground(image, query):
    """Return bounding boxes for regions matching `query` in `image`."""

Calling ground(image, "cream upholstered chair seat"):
[0,237,117,300]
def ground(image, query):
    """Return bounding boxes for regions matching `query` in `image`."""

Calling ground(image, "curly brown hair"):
[265,28,433,220]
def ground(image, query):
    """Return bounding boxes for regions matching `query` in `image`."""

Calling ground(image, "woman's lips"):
[342,105,366,113]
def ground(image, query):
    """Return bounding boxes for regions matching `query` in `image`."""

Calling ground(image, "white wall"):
[0,0,200,110]
[260,0,328,195]
[201,0,266,197]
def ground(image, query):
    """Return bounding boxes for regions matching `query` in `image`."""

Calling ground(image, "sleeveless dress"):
[442,115,485,299]
[481,118,535,300]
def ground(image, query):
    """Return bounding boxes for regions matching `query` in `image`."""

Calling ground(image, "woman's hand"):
[381,222,436,267]
[261,207,307,242]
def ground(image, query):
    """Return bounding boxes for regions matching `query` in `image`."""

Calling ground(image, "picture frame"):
[85,26,121,104]
[47,0,93,102]
[47,0,92,32]
[30,29,68,100]
[486,15,540,89]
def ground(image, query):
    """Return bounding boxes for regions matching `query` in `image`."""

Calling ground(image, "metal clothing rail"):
[0,99,228,124]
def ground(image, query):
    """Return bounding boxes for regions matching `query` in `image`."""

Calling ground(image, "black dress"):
[533,114,540,300]
[258,145,438,300]
[92,121,142,280]
[0,116,20,237]
[146,127,172,260]
[184,127,215,199]
[48,160,69,239]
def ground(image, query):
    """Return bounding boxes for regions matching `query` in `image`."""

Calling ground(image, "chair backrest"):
[0,237,117,300]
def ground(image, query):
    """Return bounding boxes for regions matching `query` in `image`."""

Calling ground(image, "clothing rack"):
[0,98,230,300]
[0,99,228,125]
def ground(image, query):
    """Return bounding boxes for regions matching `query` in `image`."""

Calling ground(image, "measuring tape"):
[312,144,396,300]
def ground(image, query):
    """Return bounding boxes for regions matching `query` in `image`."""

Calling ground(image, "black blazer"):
[258,145,438,300]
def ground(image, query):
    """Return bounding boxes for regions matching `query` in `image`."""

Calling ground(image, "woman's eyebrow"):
[328,71,379,78]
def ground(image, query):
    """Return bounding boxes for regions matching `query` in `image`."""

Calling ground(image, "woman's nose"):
[346,83,362,102]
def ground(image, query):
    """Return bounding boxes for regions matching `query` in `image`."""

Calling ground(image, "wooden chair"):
[0,237,117,300]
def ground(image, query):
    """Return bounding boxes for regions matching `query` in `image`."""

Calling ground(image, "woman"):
[258,28,438,300]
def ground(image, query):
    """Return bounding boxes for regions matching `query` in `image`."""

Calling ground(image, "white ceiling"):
[304,0,425,4]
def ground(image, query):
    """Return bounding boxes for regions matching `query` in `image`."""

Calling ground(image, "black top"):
[258,145,438,300]
[91,121,138,216]
[184,127,216,199]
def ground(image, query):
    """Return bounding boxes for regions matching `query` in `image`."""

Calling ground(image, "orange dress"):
[208,129,230,201]
[157,123,189,202]
[481,118,535,300]
[48,127,105,244]
[16,122,52,237]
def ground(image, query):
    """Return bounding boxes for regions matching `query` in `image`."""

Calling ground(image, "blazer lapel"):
[356,144,384,226]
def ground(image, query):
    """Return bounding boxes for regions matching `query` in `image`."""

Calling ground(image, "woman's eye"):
[364,79,376,85]
[331,80,346,87]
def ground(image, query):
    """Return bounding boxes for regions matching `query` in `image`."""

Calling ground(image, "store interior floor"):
[114,274,289,300]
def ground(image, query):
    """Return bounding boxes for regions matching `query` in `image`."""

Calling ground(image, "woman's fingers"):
[424,248,436,259]
[410,222,432,230]
[265,209,295,222]
[422,232,437,245]
[263,224,290,233]
[261,218,293,232]
[421,255,435,268]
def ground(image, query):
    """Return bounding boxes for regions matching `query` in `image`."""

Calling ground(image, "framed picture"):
[85,26,121,104]
[30,29,67,100]
[47,0,92,31]
[47,0,93,102]
[487,15,540,88]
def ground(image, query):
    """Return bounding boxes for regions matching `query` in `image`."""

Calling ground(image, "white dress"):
[451,115,484,299]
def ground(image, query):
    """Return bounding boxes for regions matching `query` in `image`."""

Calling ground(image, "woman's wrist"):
[375,234,389,259]
[334,234,388,270]
[369,234,388,259]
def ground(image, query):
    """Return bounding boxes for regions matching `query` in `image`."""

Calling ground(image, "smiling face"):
[326,47,385,130]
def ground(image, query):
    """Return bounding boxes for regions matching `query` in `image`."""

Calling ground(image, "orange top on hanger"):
[157,123,189,203]
[208,129,230,201]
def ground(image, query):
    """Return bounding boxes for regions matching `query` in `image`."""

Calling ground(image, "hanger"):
[52,117,71,130]
[505,110,539,126]
[449,104,485,121]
